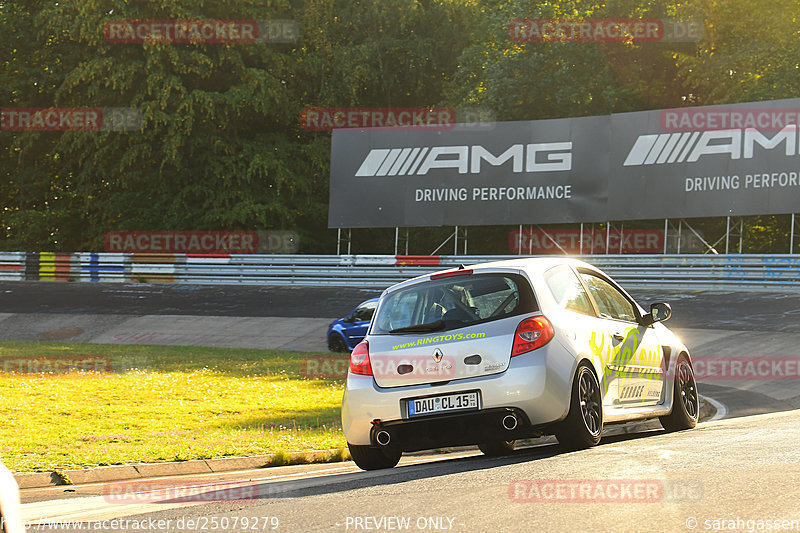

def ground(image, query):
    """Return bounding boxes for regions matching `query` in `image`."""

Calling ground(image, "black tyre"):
[328,333,349,353]
[478,440,517,457]
[555,363,603,450]
[348,443,401,470]
[659,355,699,432]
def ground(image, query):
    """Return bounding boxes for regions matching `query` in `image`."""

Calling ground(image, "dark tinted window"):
[373,273,537,334]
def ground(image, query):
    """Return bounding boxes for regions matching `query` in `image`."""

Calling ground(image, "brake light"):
[511,316,554,356]
[430,269,473,280]
[350,341,373,375]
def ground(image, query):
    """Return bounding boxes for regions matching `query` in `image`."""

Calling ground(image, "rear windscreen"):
[372,273,537,334]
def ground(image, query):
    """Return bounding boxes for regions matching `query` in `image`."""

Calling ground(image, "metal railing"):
[1,252,799,291]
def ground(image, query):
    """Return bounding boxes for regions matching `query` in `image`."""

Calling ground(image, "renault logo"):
[433,348,444,363]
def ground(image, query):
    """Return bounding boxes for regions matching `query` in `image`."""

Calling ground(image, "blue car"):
[327,298,379,352]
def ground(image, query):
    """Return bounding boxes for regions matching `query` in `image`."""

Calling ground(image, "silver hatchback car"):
[341,258,699,470]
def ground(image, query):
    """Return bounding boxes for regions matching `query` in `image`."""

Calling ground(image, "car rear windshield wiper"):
[389,320,445,334]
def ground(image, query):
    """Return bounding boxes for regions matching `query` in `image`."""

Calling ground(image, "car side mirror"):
[641,302,671,326]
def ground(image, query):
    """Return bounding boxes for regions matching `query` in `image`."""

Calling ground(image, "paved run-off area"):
[0,312,333,351]
[0,282,378,351]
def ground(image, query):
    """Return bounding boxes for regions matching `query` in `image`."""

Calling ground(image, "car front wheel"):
[347,443,401,470]
[555,363,603,450]
[659,355,699,432]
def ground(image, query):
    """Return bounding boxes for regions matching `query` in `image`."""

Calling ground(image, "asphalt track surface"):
[18,411,800,533]
[0,282,381,319]
[6,281,800,532]
[2,281,800,332]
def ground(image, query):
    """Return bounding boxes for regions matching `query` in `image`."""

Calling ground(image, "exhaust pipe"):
[375,430,391,446]
[502,414,518,431]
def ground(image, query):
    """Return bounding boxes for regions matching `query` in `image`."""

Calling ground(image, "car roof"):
[466,256,588,273]
[384,256,596,294]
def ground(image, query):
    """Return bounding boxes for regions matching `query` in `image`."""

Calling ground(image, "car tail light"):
[511,316,554,356]
[350,341,373,375]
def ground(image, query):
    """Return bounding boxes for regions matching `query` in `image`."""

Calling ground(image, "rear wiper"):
[389,320,445,334]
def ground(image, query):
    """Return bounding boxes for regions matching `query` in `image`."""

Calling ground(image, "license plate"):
[407,391,479,417]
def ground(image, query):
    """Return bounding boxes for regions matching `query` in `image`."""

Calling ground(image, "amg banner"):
[328,98,800,228]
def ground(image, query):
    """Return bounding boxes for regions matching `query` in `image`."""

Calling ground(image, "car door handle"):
[612,332,625,342]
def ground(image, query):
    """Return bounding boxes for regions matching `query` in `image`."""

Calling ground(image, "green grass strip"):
[0,342,348,472]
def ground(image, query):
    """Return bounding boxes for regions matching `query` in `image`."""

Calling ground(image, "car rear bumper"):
[369,407,536,451]
[341,343,575,447]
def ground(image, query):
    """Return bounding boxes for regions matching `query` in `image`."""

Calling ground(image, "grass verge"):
[0,341,349,472]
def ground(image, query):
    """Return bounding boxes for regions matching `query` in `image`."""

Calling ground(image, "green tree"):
[443,0,691,121]
[1,0,476,252]
[674,0,800,105]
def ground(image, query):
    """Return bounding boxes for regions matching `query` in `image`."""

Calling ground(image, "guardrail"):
[1,252,799,291]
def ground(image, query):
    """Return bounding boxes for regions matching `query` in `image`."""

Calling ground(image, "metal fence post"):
[725,216,730,254]
[739,219,743,253]
[528,225,533,255]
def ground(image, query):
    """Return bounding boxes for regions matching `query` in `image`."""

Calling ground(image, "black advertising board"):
[329,98,800,227]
